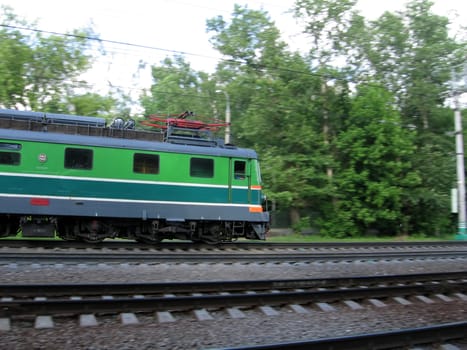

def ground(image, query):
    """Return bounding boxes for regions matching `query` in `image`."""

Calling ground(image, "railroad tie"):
[439,345,463,350]
[343,300,364,310]
[191,293,215,321]
[120,313,139,325]
[0,318,11,331]
[193,309,214,321]
[34,315,54,329]
[454,292,467,301]
[219,293,247,319]
[0,297,12,331]
[368,298,387,307]
[156,311,176,323]
[288,304,310,314]
[226,307,246,319]
[258,305,280,316]
[315,302,336,312]
[435,294,454,302]
[79,314,98,327]
[393,296,412,305]
[70,296,99,327]
[34,297,54,329]
[414,295,435,304]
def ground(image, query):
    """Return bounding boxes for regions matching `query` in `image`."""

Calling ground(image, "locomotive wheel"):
[57,222,77,241]
[0,217,19,238]
[135,233,162,244]
[76,220,108,243]
[200,224,222,244]
[78,233,105,243]
[136,237,162,244]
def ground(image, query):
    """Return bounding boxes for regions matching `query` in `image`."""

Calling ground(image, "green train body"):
[0,109,269,243]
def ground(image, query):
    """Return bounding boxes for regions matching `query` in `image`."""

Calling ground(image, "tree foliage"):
[291,0,464,236]
[293,0,357,64]
[327,85,420,237]
[140,56,216,119]
[206,5,340,226]
[0,6,97,111]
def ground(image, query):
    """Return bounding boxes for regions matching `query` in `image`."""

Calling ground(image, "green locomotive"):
[0,109,269,243]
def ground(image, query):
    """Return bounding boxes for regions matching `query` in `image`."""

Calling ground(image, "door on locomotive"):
[228,158,251,204]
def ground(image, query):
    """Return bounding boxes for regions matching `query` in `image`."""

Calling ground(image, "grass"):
[265,233,458,243]
[0,230,458,243]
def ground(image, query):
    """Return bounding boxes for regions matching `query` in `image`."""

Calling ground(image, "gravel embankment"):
[1,258,466,349]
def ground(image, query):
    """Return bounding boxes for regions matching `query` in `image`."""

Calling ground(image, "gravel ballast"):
[1,257,466,349]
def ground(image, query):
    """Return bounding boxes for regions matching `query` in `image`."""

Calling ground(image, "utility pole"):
[216,89,231,145]
[453,64,467,240]
[454,93,467,239]
[224,91,231,145]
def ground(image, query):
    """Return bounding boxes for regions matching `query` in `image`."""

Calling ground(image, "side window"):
[190,157,214,178]
[134,153,159,174]
[65,148,93,170]
[0,152,20,165]
[0,142,21,166]
[234,160,246,180]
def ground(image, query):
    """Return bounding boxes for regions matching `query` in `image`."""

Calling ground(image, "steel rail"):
[1,271,466,297]
[211,321,467,350]
[1,279,465,317]
[0,250,467,264]
[1,240,467,251]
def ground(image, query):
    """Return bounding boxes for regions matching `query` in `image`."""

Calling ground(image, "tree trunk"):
[290,207,301,226]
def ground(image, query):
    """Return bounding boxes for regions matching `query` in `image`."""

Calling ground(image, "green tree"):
[345,0,463,235]
[207,5,287,72]
[0,6,95,111]
[292,0,464,236]
[293,0,357,65]
[67,93,116,117]
[0,7,33,108]
[207,5,347,228]
[325,85,420,237]
[350,0,465,131]
[207,4,291,141]
[140,56,217,119]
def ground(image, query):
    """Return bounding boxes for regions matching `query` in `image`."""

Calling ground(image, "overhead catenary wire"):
[0,12,460,113]
[0,23,372,86]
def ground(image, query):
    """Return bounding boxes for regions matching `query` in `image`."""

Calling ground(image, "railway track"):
[1,242,466,349]
[1,250,466,264]
[1,239,467,251]
[1,240,467,264]
[0,272,467,350]
[2,272,465,348]
[2,271,467,297]
[1,271,466,320]
[214,321,467,350]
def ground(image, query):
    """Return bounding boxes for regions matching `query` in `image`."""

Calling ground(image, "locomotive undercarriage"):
[0,215,20,238]
[0,215,263,244]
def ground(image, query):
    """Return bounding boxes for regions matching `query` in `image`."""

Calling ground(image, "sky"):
[1,0,466,101]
